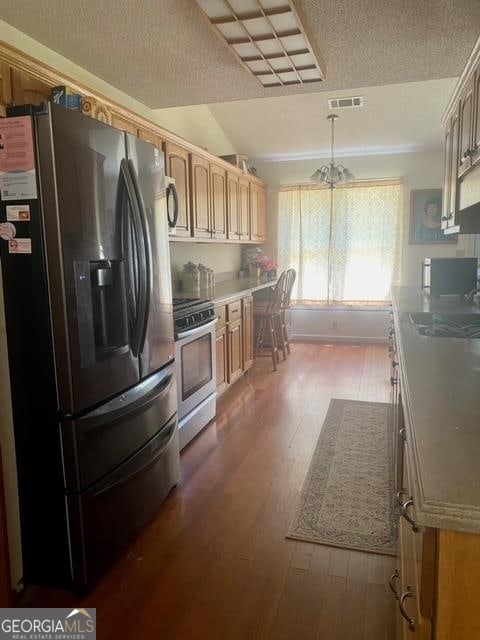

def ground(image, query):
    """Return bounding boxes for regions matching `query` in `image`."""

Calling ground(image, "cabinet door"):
[164,141,191,237]
[0,63,12,117]
[442,110,459,231]
[458,80,474,178]
[242,295,254,371]
[210,163,227,239]
[238,177,250,240]
[441,122,453,231]
[448,110,460,229]
[11,68,53,106]
[190,153,211,238]
[227,171,240,239]
[215,325,228,396]
[110,112,138,135]
[227,318,243,384]
[137,127,164,151]
[258,186,267,242]
[471,69,480,167]
[250,182,260,241]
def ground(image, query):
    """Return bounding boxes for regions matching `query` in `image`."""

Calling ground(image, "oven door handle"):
[176,317,218,340]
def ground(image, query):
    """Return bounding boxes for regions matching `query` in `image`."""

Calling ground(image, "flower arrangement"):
[251,254,277,274]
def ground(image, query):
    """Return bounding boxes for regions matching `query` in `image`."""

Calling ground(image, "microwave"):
[421,257,478,296]
[165,176,179,235]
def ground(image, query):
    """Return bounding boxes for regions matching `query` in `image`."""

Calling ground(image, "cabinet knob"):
[399,589,416,632]
[390,376,398,386]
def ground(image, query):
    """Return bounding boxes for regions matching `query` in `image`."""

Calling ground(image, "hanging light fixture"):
[310,114,354,188]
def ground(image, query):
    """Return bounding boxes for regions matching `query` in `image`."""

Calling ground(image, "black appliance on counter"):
[0,103,179,589]
[421,257,478,296]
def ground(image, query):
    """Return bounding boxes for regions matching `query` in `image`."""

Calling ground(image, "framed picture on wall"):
[409,189,457,244]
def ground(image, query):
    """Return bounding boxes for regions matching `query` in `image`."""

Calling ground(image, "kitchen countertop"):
[211,277,277,304]
[392,286,480,533]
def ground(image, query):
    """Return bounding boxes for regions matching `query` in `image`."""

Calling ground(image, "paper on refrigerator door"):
[0,116,38,201]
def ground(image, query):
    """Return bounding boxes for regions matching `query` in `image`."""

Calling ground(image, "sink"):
[409,312,480,338]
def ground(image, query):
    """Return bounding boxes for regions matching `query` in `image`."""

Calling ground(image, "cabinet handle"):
[388,569,401,600]
[400,497,419,532]
[392,361,398,368]
[399,428,406,443]
[390,376,398,386]
[399,588,416,632]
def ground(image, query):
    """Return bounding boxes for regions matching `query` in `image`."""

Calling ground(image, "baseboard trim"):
[290,334,388,344]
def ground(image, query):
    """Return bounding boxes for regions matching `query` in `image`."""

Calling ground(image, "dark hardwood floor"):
[19,343,395,639]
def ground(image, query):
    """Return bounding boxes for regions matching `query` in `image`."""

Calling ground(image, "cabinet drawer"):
[227,300,242,321]
[215,304,227,328]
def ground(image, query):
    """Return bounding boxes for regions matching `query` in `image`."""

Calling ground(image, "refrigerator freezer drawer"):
[66,415,180,588]
[61,364,177,492]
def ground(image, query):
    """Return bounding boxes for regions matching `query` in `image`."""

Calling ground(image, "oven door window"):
[181,333,213,400]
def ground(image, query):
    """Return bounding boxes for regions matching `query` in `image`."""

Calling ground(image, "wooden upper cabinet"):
[164,141,191,237]
[190,153,211,238]
[442,121,453,230]
[138,127,164,151]
[227,171,240,240]
[471,69,480,167]
[11,68,53,106]
[448,110,460,228]
[458,79,474,178]
[0,63,12,116]
[110,112,137,136]
[250,182,261,242]
[210,163,227,239]
[238,177,250,240]
[258,186,267,242]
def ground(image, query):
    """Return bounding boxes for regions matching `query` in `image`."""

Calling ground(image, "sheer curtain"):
[277,181,403,305]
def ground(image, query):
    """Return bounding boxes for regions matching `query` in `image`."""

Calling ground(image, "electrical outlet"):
[332,320,338,330]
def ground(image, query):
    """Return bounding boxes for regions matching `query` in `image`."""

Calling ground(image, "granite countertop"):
[392,286,480,533]
[212,277,277,304]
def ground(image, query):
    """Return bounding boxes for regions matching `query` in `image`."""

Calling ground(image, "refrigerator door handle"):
[120,159,147,357]
[127,159,152,355]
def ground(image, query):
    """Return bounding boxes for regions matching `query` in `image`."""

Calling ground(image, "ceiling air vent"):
[328,96,364,109]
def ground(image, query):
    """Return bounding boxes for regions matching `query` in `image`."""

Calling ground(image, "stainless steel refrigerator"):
[0,103,179,589]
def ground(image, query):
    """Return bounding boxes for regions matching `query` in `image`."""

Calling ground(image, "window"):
[277,180,403,305]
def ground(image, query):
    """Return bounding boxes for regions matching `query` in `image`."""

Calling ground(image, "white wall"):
[169,242,242,291]
[256,150,475,341]
[0,21,236,157]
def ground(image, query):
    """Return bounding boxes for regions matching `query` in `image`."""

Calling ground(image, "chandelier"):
[310,114,354,188]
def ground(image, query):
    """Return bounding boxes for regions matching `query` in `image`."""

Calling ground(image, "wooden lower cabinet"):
[227,318,243,384]
[215,295,254,396]
[215,324,228,396]
[242,296,254,371]
[391,369,480,639]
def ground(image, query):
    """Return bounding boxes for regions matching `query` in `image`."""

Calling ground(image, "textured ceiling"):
[208,78,457,161]
[1,0,479,107]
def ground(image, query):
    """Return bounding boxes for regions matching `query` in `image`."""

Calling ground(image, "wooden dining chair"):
[253,270,289,371]
[277,268,296,356]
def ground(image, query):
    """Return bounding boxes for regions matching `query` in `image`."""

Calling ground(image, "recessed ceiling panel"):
[196,0,230,20]
[195,0,325,88]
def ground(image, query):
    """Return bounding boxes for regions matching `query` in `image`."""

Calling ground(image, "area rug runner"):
[287,399,397,556]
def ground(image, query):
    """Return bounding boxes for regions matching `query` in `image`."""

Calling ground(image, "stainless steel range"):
[173,298,217,449]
